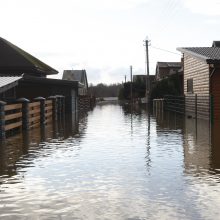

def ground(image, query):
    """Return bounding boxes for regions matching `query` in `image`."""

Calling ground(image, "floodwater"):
[0,104,220,220]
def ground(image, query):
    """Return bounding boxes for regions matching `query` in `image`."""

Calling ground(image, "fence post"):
[17,98,30,130]
[48,96,57,122]
[195,94,197,119]
[34,97,45,126]
[0,101,6,139]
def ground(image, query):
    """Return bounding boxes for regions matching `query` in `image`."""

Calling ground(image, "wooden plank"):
[45,118,52,124]
[45,112,53,117]
[29,122,40,129]
[29,102,40,108]
[45,100,52,105]
[29,115,41,123]
[29,109,40,115]
[5,104,22,111]
[5,121,22,131]
[45,106,53,111]
[5,112,22,121]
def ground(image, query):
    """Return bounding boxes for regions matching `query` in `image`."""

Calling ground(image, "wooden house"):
[155,62,182,81]
[0,37,79,120]
[177,41,220,121]
[63,70,88,96]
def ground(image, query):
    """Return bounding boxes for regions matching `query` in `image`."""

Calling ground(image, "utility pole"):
[130,65,133,103]
[144,37,150,103]
[125,75,126,83]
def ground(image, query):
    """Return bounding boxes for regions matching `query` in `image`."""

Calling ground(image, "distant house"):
[0,37,58,77]
[177,41,220,120]
[155,62,182,81]
[63,70,88,96]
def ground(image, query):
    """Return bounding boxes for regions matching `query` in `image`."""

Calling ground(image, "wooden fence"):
[5,103,22,132]
[163,95,210,120]
[0,95,65,139]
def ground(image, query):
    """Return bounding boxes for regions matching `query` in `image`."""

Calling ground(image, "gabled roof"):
[157,62,182,68]
[0,76,22,93]
[0,37,58,76]
[212,41,220,47]
[63,70,88,88]
[177,47,220,64]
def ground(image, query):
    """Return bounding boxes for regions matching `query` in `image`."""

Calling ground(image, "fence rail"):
[4,103,22,132]
[0,95,65,139]
[163,95,210,120]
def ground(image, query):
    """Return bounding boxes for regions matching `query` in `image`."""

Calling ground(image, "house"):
[62,70,92,112]
[177,41,220,121]
[62,70,88,96]
[0,37,79,121]
[155,62,182,81]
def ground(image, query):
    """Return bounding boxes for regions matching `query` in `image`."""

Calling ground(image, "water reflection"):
[0,105,220,219]
[0,115,81,181]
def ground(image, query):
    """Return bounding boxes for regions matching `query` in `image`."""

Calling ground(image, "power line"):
[150,45,181,56]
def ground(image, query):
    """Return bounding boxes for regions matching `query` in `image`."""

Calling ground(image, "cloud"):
[183,0,220,16]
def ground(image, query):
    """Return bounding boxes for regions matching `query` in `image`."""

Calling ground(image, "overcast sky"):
[1,0,220,85]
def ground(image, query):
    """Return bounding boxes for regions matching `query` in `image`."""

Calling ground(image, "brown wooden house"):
[177,41,220,121]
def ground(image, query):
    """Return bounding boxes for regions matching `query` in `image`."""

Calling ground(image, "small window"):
[187,78,193,93]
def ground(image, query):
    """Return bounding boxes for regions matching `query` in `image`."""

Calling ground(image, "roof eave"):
[177,47,209,63]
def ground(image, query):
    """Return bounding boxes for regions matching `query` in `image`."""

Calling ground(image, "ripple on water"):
[0,105,220,219]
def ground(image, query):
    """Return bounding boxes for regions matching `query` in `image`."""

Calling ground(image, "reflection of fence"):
[163,95,210,120]
[0,96,65,139]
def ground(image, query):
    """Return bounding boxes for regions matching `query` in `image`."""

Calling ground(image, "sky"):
[1,0,220,85]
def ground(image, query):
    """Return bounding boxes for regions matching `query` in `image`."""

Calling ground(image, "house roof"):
[62,70,88,88]
[212,41,220,47]
[0,37,58,76]
[0,76,22,93]
[177,47,220,64]
[157,62,182,68]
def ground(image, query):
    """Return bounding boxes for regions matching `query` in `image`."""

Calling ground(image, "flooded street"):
[0,104,220,219]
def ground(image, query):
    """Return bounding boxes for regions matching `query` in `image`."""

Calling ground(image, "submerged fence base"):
[153,95,211,121]
[0,95,66,139]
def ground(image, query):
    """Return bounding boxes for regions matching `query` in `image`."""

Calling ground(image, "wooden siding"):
[184,55,210,118]
[184,55,210,95]
[211,69,220,121]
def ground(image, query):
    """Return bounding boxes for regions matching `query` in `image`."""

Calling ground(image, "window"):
[187,78,193,93]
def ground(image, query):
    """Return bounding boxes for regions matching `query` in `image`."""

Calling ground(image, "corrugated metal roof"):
[0,76,22,93]
[177,47,220,63]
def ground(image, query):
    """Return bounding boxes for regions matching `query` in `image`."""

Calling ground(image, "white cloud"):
[184,0,220,16]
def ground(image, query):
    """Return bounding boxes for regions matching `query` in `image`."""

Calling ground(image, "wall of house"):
[211,69,220,121]
[184,54,210,119]
[184,55,209,95]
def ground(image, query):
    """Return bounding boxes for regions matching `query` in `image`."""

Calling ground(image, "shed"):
[177,42,220,121]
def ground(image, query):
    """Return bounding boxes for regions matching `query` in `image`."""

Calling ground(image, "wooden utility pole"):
[130,65,133,103]
[144,37,150,103]
[125,75,126,83]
